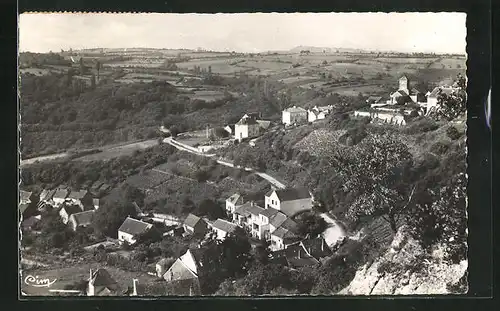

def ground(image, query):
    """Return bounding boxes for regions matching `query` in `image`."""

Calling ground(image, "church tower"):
[398,76,409,92]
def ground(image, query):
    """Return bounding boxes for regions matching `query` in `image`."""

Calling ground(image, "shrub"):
[446,126,462,140]
[403,117,439,134]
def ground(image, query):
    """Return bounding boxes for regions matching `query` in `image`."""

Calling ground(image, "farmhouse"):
[182,213,208,237]
[225,193,245,216]
[232,202,254,231]
[265,188,313,217]
[282,106,308,125]
[118,217,154,245]
[87,268,119,296]
[163,249,203,296]
[234,114,261,141]
[270,221,303,251]
[68,210,95,231]
[308,109,327,123]
[210,218,238,240]
[59,203,84,224]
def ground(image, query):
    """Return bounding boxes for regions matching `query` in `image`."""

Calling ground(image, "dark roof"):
[259,208,279,218]
[20,190,33,202]
[90,268,117,287]
[234,202,253,217]
[301,237,332,260]
[118,217,153,236]
[67,190,88,200]
[409,88,421,95]
[226,193,244,205]
[211,218,237,233]
[273,244,319,269]
[53,188,69,199]
[61,204,83,215]
[69,210,95,226]
[269,188,311,202]
[245,112,261,119]
[269,212,288,228]
[247,204,265,216]
[236,116,259,125]
[183,214,202,228]
[397,90,409,96]
[279,218,300,233]
[367,96,383,102]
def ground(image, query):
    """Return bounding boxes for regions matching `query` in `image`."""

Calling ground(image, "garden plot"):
[124,170,172,191]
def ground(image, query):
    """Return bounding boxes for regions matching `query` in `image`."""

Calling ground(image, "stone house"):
[282,106,308,125]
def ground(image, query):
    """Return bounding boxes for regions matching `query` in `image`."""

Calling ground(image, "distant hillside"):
[289,46,370,54]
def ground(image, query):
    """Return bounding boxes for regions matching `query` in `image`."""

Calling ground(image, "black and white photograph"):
[18,12,468,297]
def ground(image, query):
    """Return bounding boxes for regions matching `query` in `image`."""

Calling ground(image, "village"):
[19,67,466,296]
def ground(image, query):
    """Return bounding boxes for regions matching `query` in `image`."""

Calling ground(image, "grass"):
[75,139,160,162]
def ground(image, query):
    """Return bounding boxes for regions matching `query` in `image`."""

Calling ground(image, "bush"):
[430,141,450,155]
[446,126,462,140]
[403,117,439,134]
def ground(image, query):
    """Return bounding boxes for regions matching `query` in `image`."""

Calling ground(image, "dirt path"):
[320,213,347,247]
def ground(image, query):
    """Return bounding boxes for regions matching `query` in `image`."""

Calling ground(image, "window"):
[253,223,259,230]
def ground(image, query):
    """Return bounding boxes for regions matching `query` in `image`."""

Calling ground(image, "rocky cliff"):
[339,226,468,295]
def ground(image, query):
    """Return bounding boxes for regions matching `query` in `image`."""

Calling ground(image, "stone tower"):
[399,76,409,92]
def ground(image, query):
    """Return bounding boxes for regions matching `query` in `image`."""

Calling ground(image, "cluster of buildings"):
[224,112,271,142]
[281,105,333,126]
[354,75,462,126]
[19,187,101,232]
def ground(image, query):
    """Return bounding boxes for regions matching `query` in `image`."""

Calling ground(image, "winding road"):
[164,137,287,189]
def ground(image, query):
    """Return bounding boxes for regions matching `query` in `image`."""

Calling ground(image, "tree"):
[90,74,96,89]
[331,134,415,232]
[295,212,327,237]
[93,200,138,238]
[435,90,466,121]
[194,199,224,220]
[136,226,163,246]
[219,227,252,278]
[79,58,86,75]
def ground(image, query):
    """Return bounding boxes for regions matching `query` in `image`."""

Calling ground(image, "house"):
[282,106,308,125]
[300,236,332,262]
[234,114,261,141]
[52,187,69,206]
[183,214,208,236]
[232,202,254,232]
[246,203,265,240]
[87,268,119,296]
[210,218,238,240]
[265,188,313,217]
[225,193,245,216]
[156,258,174,278]
[163,249,203,295]
[59,203,84,224]
[272,243,320,269]
[118,217,154,245]
[20,190,35,205]
[308,109,327,123]
[256,120,271,130]
[366,96,383,105]
[354,110,407,126]
[39,189,55,203]
[409,88,425,103]
[66,190,93,210]
[425,86,461,110]
[223,124,235,135]
[270,225,303,251]
[256,208,279,241]
[68,210,95,231]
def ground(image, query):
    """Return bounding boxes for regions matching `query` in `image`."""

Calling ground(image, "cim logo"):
[24,275,57,288]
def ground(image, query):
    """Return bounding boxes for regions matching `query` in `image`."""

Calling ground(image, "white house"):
[254,208,279,240]
[425,86,461,111]
[87,268,119,296]
[210,218,238,240]
[118,217,153,245]
[270,218,303,251]
[225,193,245,216]
[234,115,261,141]
[59,203,84,224]
[163,249,203,296]
[308,109,327,123]
[282,106,308,125]
[265,188,313,217]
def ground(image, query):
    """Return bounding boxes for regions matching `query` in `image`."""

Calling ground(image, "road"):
[320,213,347,247]
[20,152,69,166]
[164,137,287,189]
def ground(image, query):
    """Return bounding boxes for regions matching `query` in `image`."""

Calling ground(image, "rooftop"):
[118,217,153,236]
[20,190,33,202]
[69,210,95,226]
[267,188,312,202]
[211,218,238,234]
[284,106,307,113]
[68,190,88,200]
[259,208,279,219]
[226,193,244,205]
[53,188,69,199]
[183,214,202,228]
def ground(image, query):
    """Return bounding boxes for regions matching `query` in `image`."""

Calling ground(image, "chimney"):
[132,279,138,296]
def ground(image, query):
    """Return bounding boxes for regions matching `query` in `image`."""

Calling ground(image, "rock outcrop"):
[339,226,468,295]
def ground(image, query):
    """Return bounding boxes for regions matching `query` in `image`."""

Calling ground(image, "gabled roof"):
[53,188,69,200]
[89,268,117,287]
[164,259,198,282]
[60,204,83,215]
[279,218,300,233]
[234,202,253,217]
[300,237,332,260]
[367,96,383,103]
[269,212,288,228]
[183,214,202,228]
[69,210,95,227]
[256,120,271,129]
[20,190,33,203]
[409,88,421,95]
[268,188,312,202]
[118,217,153,236]
[280,243,319,269]
[19,203,30,215]
[236,116,259,125]
[284,106,307,113]
[271,226,301,242]
[211,218,237,234]
[226,193,244,205]
[67,190,89,200]
[247,204,265,216]
[39,189,55,201]
[259,208,279,219]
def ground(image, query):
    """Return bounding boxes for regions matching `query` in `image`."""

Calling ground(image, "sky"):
[19,13,467,54]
